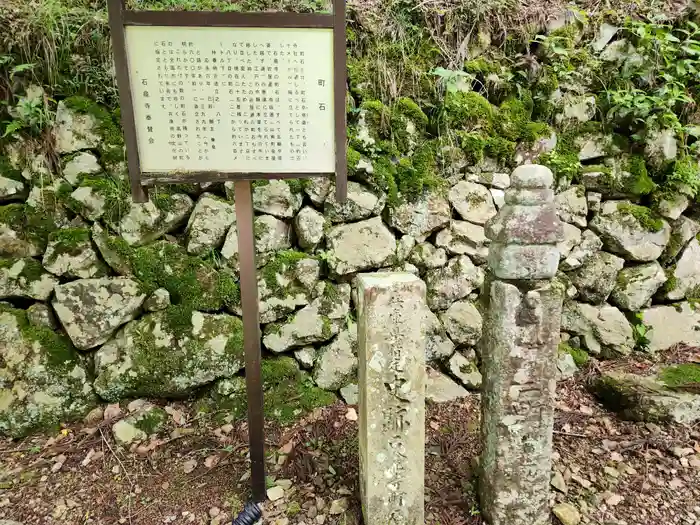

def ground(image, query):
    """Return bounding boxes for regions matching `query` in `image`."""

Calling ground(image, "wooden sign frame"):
[108,0,347,203]
[107,0,347,504]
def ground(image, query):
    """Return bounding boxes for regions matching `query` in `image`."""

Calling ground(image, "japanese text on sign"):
[125,26,335,173]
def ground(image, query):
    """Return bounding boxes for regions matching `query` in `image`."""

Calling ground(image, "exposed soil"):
[2,363,700,525]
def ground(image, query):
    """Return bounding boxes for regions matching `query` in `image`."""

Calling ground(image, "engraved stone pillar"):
[355,273,426,525]
[479,164,564,525]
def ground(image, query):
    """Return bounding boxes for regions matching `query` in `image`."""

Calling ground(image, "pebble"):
[552,502,581,525]
[267,486,285,501]
[276,479,293,490]
[209,507,220,517]
[329,498,348,515]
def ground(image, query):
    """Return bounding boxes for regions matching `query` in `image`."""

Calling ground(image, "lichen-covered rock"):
[63,152,101,185]
[294,346,317,369]
[424,307,456,362]
[112,193,193,246]
[340,383,359,404]
[69,185,107,221]
[440,300,483,346]
[43,228,108,279]
[663,238,700,301]
[448,181,497,225]
[53,277,146,351]
[185,193,236,255]
[592,369,700,424]
[408,242,447,270]
[425,367,470,403]
[447,350,482,389]
[568,251,624,304]
[561,301,634,357]
[112,405,168,445]
[395,235,416,263]
[294,206,325,250]
[645,128,678,169]
[326,217,396,276]
[313,323,358,391]
[252,180,303,219]
[558,223,582,259]
[610,262,667,311]
[655,193,689,221]
[435,221,489,264]
[93,309,244,401]
[425,255,483,311]
[0,258,58,301]
[386,191,451,242]
[642,302,700,353]
[561,229,603,271]
[661,216,700,264]
[324,181,385,223]
[556,185,588,228]
[26,179,72,228]
[465,171,510,189]
[253,253,321,323]
[54,100,101,153]
[144,288,171,312]
[263,283,351,353]
[91,222,133,276]
[576,133,609,161]
[557,352,578,380]
[221,214,291,270]
[589,201,670,262]
[26,303,58,330]
[303,177,333,206]
[556,93,596,124]
[0,193,67,258]
[0,305,96,437]
[0,174,26,203]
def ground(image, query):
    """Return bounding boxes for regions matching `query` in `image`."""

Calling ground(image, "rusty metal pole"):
[233,179,266,502]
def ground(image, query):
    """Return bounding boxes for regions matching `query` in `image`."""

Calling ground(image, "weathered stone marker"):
[356,273,426,525]
[479,165,564,525]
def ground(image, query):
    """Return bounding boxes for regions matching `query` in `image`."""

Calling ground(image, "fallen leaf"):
[183,459,197,474]
[669,478,684,489]
[165,406,184,425]
[429,421,440,431]
[279,440,294,455]
[204,455,220,469]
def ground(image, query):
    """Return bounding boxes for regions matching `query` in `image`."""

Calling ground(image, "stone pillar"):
[355,273,426,525]
[479,165,564,525]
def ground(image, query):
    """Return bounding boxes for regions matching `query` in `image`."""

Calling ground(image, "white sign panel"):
[124,25,335,174]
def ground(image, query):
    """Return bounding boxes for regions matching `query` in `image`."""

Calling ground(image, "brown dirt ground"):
[2,363,700,525]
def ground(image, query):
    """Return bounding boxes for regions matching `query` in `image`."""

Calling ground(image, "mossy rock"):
[591,369,700,424]
[93,308,245,401]
[199,356,336,424]
[129,241,240,311]
[0,305,97,437]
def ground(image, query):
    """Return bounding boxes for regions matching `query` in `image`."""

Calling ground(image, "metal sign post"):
[107,0,347,502]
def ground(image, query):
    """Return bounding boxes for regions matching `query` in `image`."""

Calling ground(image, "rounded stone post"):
[479,165,564,525]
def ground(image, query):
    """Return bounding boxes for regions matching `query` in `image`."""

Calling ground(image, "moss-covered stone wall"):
[1,0,700,437]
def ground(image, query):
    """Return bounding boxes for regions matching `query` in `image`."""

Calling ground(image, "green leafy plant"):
[431,67,474,94]
[631,312,653,351]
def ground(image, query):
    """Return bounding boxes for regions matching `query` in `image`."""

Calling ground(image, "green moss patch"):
[659,364,700,388]
[129,241,240,311]
[559,342,589,367]
[63,96,125,166]
[617,202,665,232]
